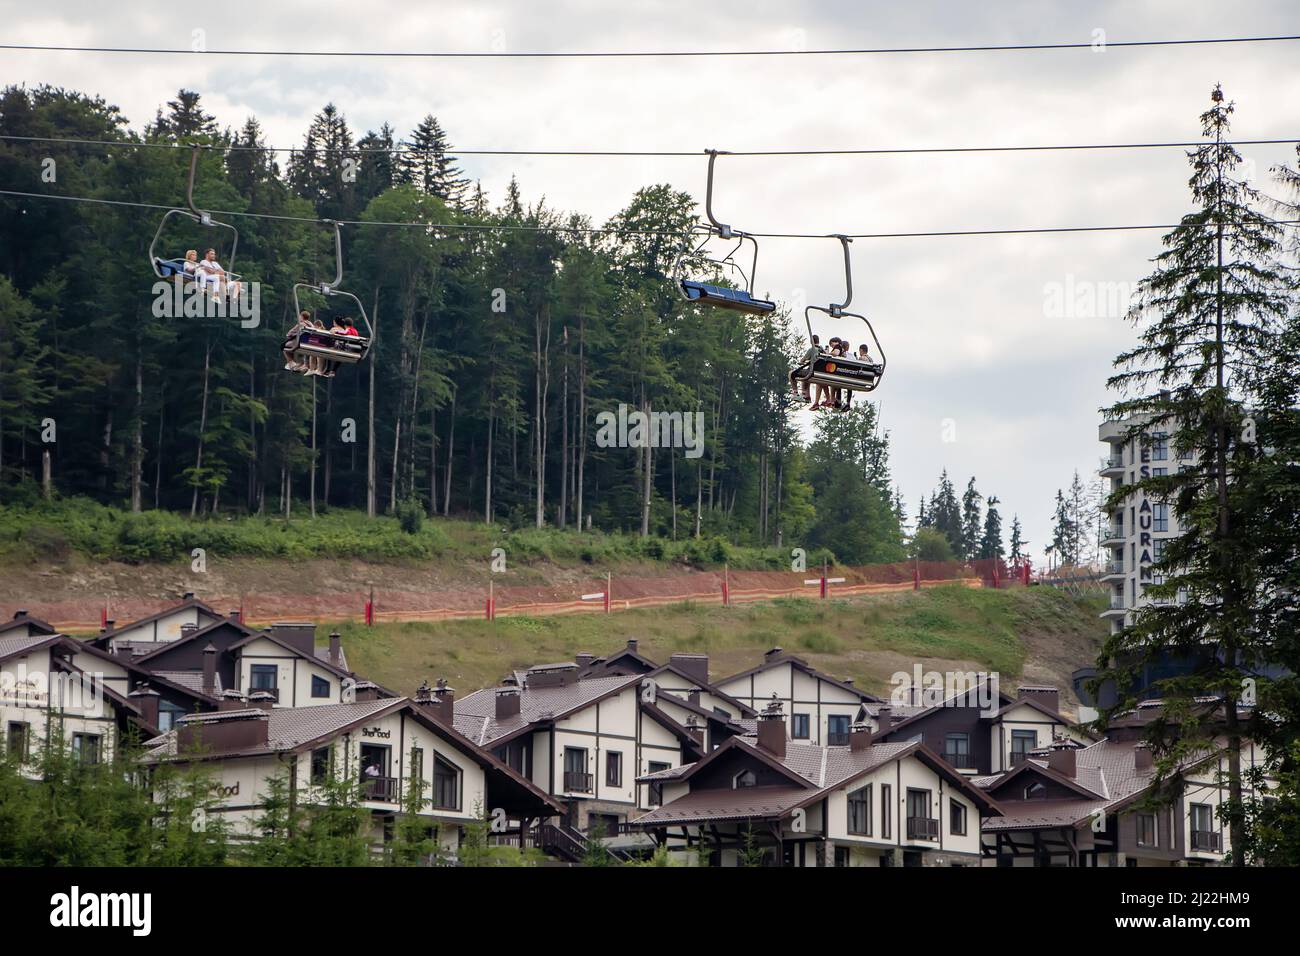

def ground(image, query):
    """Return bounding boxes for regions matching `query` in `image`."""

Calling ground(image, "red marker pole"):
[100,604,107,629]
[723,563,730,607]
[604,572,612,614]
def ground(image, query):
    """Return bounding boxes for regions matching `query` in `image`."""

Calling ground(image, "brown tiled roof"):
[717,652,882,703]
[455,673,642,746]
[0,631,61,661]
[151,669,225,695]
[634,786,811,825]
[0,614,56,637]
[981,798,1107,831]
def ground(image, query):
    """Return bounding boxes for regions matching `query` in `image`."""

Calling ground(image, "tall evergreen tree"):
[960,477,982,561]
[979,495,1004,559]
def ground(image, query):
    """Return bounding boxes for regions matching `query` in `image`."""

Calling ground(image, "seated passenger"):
[305,319,329,376]
[857,343,875,364]
[790,334,820,401]
[182,249,199,281]
[195,248,225,297]
[284,311,312,372]
[341,317,361,337]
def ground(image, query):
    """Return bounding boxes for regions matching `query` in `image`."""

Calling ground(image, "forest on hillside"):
[0,86,1041,566]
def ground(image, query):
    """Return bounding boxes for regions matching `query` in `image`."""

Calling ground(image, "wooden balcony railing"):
[563,771,593,793]
[907,816,939,841]
[361,775,399,802]
[942,751,976,770]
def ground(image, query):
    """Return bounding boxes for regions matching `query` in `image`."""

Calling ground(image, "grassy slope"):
[335,585,1107,711]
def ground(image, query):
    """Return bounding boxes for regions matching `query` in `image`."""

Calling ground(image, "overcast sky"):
[3,0,1299,556]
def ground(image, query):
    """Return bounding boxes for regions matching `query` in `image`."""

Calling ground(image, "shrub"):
[20,523,72,560]
[396,498,425,536]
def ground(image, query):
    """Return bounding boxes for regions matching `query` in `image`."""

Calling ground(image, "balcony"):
[907,817,940,841]
[1102,593,1128,619]
[942,751,978,771]
[1100,455,1125,477]
[1009,752,1033,767]
[563,771,593,794]
[1101,525,1125,547]
[827,732,850,747]
[1191,830,1222,853]
[1101,558,1125,581]
[361,775,399,803]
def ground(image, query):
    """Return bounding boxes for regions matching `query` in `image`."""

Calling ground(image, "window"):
[848,784,872,835]
[563,747,590,792]
[311,675,330,698]
[950,798,967,835]
[432,755,459,810]
[828,714,851,746]
[834,846,850,867]
[791,713,810,739]
[250,664,278,691]
[944,732,970,767]
[647,761,670,807]
[1024,782,1046,800]
[1153,467,1167,477]
[1153,504,1169,533]
[1010,729,1037,765]
[1137,812,1158,847]
[733,769,757,789]
[157,699,187,732]
[6,722,29,762]
[881,785,892,839]
[606,750,623,787]
[1151,432,1168,461]
[310,746,331,785]
[1191,803,1213,832]
[71,733,101,766]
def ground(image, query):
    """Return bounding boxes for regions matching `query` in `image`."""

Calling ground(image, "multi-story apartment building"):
[1098,414,1192,640]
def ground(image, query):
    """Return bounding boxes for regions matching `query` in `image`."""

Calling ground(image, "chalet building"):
[140,691,562,859]
[978,701,1269,866]
[713,647,882,746]
[2,629,153,768]
[87,592,227,654]
[873,682,1093,775]
[453,661,703,840]
[580,640,759,727]
[633,699,1001,866]
[94,603,380,710]
[0,610,57,641]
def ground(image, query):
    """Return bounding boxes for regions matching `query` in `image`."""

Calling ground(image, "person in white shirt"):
[195,248,225,296]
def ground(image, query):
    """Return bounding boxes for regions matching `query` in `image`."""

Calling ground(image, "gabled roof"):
[646,662,758,718]
[132,617,254,663]
[88,596,224,648]
[454,672,644,747]
[0,630,63,663]
[227,629,352,680]
[0,613,56,638]
[716,651,882,704]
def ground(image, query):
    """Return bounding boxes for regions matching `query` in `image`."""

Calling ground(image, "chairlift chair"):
[673,149,776,316]
[287,220,373,369]
[790,235,886,410]
[149,144,243,295]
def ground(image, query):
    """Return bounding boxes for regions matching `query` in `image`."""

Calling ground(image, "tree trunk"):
[443,384,456,516]
[131,352,143,513]
[484,400,495,523]
[559,326,569,529]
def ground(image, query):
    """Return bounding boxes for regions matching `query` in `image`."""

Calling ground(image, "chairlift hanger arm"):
[829,233,853,316]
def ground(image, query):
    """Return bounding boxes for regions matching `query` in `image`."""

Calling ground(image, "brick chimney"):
[202,643,217,697]
[495,686,522,720]
[328,631,342,668]
[687,687,701,708]
[417,678,454,724]
[229,609,242,625]
[1047,737,1076,777]
[128,683,160,730]
[180,623,198,639]
[684,715,705,747]
[575,652,594,670]
[248,691,276,710]
[669,653,710,685]
[625,639,639,654]
[1018,685,1060,715]
[182,591,195,600]
[219,690,249,711]
[849,722,873,751]
[875,706,892,736]
[1135,743,1154,772]
[756,696,786,759]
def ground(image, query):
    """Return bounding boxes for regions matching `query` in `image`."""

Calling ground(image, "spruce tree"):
[980,495,1004,559]
[960,477,983,561]
[1096,86,1293,864]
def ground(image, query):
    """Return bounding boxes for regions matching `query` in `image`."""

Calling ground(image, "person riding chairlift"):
[812,337,847,410]
[284,310,312,373]
[790,334,821,403]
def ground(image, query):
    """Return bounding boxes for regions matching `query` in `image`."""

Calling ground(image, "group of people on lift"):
[283,310,360,377]
[177,248,241,299]
[791,335,874,412]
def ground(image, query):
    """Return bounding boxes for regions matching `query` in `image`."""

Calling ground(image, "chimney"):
[525,663,578,688]
[669,653,710,686]
[842,677,854,686]
[229,609,242,625]
[875,706,892,736]
[575,652,594,670]
[202,643,217,697]
[128,683,161,730]
[684,715,705,747]
[687,687,701,708]
[329,631,342,668]
[1135,743,1154,772]
[14,609,28,619]
[1018,685,1060,715]
[103,619,116,632]
[354,681,381,702]
[423,678,455,723]
[219,690,249,711]
[180,623,198,639]
[495,686,522,720]
[764,647,783,662]
[756,696,786,759]
[177,709,269,753]
[248,691,276,710]
[182,591,195,600]
[1047,737,1076,778]
[849,722,873,751]
[626,639,639,654]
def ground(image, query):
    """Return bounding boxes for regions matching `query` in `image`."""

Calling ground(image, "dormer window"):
[1024,781,1046,800]
[733,770,757,789]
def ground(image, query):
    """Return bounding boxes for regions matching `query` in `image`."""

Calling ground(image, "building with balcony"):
[632,700,999,866]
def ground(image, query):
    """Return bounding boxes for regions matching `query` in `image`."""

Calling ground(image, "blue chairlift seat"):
[154,257,190,278]
[680,279,776,315]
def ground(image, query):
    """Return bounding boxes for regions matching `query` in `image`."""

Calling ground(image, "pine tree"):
[960,477,982,561]
[929,470,962,557]
[400,115,468,205]
[1050,489,1077,565]
[1096,87,1293,865]
[1009,514,1026,563]
[149,89,218,140]
[979,495,1005,559]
